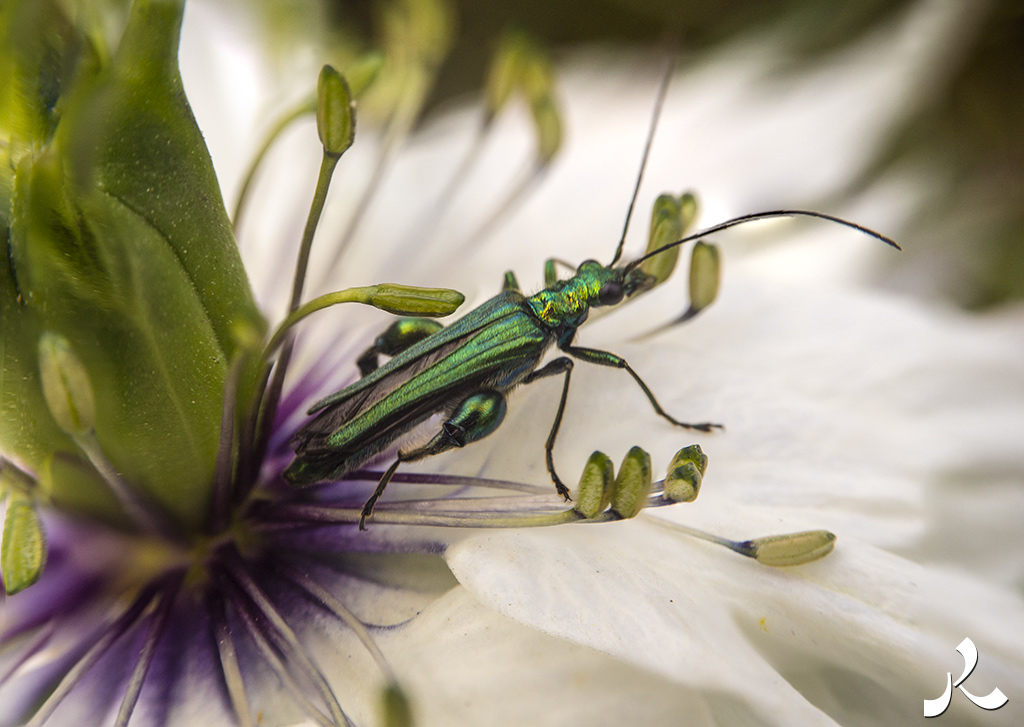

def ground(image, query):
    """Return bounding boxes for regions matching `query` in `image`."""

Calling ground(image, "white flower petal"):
[379,586,726,727]
[448,518,1024,726]
[172,1,1024,725]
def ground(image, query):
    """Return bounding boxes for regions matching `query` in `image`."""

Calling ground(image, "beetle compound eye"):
[598,281,624,306]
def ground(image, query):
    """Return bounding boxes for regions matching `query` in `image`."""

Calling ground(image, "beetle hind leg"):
[359,390,509,528]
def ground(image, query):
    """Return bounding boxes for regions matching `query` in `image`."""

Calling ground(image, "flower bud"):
[317,65,355,157]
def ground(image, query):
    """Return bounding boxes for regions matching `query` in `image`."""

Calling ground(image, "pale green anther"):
[651,194,684,244]
[509,39,562,164]
[381,681,414,727]
[317,65,355,157]
[382,0,454,68]
[369,284,465,317]
[663,444,708,503]
[484,33,527,119]
[530,95,563,165]
[519,48,557,107]
[678,192,698,230]
[37,332,95,436]
[412,0,455,65]
[747,530,836,567]
[641,194,685,285]
[574,451,614,519]
[1,491,47,595]
[689,241,720,312]
[610,446,652,519]
[346,51,387,98]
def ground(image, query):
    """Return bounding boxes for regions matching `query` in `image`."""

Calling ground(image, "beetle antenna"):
[624,209,901,272]
[610,55,675,267]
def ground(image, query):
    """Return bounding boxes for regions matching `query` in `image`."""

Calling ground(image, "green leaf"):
[60,0,266,360]
[10,151,234,526]
[3,0,266,529]
[1,216,78,474]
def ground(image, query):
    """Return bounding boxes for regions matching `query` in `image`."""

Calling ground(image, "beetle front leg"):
[359,390,508,528]
[543,258,577,286]
[356,318,445,376]
[543,259,558,286]
[565,345,721,432]
[523,357,575,500]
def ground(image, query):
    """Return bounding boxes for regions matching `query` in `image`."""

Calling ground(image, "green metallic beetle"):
[283,206,897,528]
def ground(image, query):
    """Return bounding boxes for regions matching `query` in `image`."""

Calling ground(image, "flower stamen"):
[219,583,334,726]
[25,575,181,727]
[650,518,837,567]
[276,563,396,682]
[211,354,248,534]
[71,434,170,538]
[208,591,256,727]
[218,549,353,727]
[112,576,181,727]
[0,621,56,689]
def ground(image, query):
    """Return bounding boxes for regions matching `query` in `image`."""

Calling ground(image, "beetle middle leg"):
[566,345,721,432]
[359,390,508,528]
[522,357,576,501]
[356,318,445,376]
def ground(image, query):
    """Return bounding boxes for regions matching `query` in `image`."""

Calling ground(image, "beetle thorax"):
[526,261,616,328]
